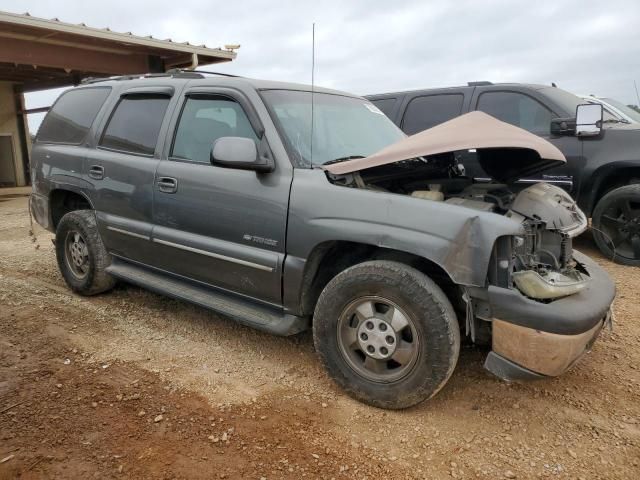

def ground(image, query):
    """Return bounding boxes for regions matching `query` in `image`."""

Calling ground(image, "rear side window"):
[370,98,397,118]
[476,91,552,135]
[37,87,111,144]
[402,94,464,135]
[172,96,258,163]
[100,95,170,155]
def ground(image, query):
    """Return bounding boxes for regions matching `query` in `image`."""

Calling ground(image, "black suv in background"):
[367,82,640,265]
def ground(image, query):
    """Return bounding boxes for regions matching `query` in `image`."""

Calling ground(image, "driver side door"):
[151,88,291,306]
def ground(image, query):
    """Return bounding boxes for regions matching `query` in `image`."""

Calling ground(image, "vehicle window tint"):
[172,97,258,163]
[402,94,464,135]
[370,98,397,118]
[100,95,170,155]
[476,91,552,135]
[37,87,111,144]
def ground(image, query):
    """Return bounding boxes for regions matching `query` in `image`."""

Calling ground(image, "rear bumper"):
[484,250,614,380]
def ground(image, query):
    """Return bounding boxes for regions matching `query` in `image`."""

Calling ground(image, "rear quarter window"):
[36,87,111,144]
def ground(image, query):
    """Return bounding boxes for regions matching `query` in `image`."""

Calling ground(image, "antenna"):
[634,80,640,107]
[310,22,315,165]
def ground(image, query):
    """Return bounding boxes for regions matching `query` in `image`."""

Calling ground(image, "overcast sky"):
[4,0,639,132]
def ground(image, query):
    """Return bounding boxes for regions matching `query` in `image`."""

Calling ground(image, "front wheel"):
[313,261,460,409]
[592,184,640,266]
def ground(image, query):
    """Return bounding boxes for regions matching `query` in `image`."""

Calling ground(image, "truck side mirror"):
[550,117,576,136]
[575,104,603,137]
[210,137,274,173]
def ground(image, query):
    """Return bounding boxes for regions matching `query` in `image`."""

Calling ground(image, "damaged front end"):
[480,184,615,380]
[322,111,616,381]
[507,182,590,301]
[474,183,615,380]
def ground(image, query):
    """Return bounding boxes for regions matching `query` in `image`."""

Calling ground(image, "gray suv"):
[30,72,615,409]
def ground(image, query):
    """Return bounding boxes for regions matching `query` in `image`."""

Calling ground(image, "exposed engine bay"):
[328,153,590,301]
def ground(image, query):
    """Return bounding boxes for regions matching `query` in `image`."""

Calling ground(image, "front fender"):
[287,169,524,287]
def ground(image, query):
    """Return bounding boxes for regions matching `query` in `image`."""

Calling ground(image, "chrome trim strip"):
[107,226,150,241]
[473,177,573,186]
[519,179,574,186]
[152,238,274,272]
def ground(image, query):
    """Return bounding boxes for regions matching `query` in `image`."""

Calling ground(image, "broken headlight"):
[510,222,590,300]
[512,268,590,300]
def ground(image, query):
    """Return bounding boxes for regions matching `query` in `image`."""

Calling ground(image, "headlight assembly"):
[512,269,590,300]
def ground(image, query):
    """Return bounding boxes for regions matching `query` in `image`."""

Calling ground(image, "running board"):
[106,259,308,336]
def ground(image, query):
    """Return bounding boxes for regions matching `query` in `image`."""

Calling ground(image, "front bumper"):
[484,250,615,380]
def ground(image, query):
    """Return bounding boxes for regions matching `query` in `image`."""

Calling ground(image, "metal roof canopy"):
[0,10,238,92]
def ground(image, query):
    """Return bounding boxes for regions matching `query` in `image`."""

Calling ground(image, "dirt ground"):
[0,195,638,480]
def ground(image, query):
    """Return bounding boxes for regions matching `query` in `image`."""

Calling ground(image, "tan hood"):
[324,111,566,182]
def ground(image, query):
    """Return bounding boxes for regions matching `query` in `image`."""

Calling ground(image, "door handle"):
[89,165,104,180]
[157,177,178,193]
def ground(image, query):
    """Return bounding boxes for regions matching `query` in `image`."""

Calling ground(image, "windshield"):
[583,98,620,122]
[602,98,640,123]
[262,90,405,166]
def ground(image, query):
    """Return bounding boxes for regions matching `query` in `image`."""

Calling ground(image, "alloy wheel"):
[598,196,640,261]
[337,296,420,383]
[65,231,90,279]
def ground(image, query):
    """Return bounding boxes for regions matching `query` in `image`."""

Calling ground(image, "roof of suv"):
[366,83,552,98]
[80,72,357,97]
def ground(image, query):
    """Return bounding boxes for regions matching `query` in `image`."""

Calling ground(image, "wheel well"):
[593,168,640,211]
[299,241,462,318]
[50,189,92,230]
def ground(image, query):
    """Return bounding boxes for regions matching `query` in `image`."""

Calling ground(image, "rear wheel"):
[592,184,640,266]
[313,261,460,409]
[55,210,116,295]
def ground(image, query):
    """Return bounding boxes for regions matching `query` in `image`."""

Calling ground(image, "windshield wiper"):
[322,155,365,166]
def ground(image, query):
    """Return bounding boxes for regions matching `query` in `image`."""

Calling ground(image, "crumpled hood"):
[324,111,566,183]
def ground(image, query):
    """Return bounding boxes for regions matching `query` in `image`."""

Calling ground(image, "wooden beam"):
[164,53,197,70]
[13,85,31,185]
[0,37,151,75]
[21,75,86,92]
[18,106,50,115]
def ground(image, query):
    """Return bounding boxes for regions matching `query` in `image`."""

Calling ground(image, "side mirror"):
[210,137,274,172]
[550,117,576,136]
[575,104,603,137]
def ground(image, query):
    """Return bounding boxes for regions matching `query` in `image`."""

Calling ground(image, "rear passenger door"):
[151,88,291,306]
[88,86,178,265]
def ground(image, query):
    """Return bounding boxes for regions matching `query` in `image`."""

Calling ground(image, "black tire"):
[313,260,460,409]
[55,210,116,295]
[592,184,640,266]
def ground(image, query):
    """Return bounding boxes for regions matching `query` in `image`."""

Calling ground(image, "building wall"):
[0,81,28,186]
